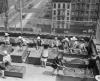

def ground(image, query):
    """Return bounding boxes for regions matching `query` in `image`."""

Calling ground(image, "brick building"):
[52,0,100,35]
[52,0,71,34]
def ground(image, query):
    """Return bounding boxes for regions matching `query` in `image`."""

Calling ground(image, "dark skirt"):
[51,64,57,69]
[5,61,10,67]
[51,64,63,70]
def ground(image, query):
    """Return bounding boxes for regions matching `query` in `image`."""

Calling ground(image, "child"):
[36,36,42,50]
[4,33,10,45]
[0,62,6,78]
[0,51,12,78]
[17,36,24,51]
[3,51,12,67]
[40,45,49,68]
[51,54,64,75]
[87,55,98,75]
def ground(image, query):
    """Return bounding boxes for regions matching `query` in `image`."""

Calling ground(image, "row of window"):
[53,3,71,9]
[52,16,97,21]
[53,10,70,16]
[53,16,70,21]
[53,22,70,29]
[52,12,98,21]
[71,17,97,21]
[71,11,98,15]
[72,4,98,10]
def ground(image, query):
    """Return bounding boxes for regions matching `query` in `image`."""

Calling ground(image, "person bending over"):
[51,54,64,75]
[87,55,98,76]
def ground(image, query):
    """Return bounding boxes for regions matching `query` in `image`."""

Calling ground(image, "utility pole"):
[96,19,100,43]
[95,0,100,43]
[19,0,23,35]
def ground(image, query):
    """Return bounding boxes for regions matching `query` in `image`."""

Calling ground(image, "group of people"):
[40,45,65,75]
[38,36,87,65]
[0,33,98,78]
[39,36,100,77]
[40,44,100,76]
[2,32,88,54]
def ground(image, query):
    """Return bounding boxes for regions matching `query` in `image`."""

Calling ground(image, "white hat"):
[3,50,8,55]
[18,36,22,39]
[65,37,69,41]
[5,33,9,36]
[37,36,40,39]
[95,75,100,81]
[71,36,77,41]
[55,37,57,40]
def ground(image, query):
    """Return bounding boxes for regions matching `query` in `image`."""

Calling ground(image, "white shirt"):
[3,54,11,63]
[42,49,49,57]
[5,37,10,42]
[54,40,59,46]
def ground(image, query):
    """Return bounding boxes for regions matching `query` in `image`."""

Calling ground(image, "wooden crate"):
[4,65,26,78]
[11,46,28,63]
[27,48,41,65]
[27,48,58,65]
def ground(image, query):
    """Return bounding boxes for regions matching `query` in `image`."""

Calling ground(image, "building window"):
[58,3,60,8]
[53,16,56,20]
[58,10,60,15]
[53,10,56,15]
[67,12,69,16]
[66,23,70,29]
[72,4,75,10]
[71,12,75,15]
[67,17,70,20]
[53,22,57,28]
[53,3,56,8]
[62,16,65,20]
[57,16,60,20]
[62,22,65,28]
[61,10,65,16]
[67,3,70,9]
[67,10,70,16]
[86,4,89,9]
[63,3,65,8]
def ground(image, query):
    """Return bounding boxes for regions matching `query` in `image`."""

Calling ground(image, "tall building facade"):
[52,0,100,34]
[52,0,71,33]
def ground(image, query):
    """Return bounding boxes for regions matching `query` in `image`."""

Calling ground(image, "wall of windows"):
[52,2,71,29]
[52,0,100,34]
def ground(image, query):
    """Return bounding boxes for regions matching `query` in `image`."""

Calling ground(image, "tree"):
[0,0,8,14]
[0,0,9,32]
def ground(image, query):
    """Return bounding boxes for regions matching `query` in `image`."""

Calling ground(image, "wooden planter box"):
[27,48,41,65]
[11,46,28,63]
[27,48,58,65]
[4,65,26,78]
